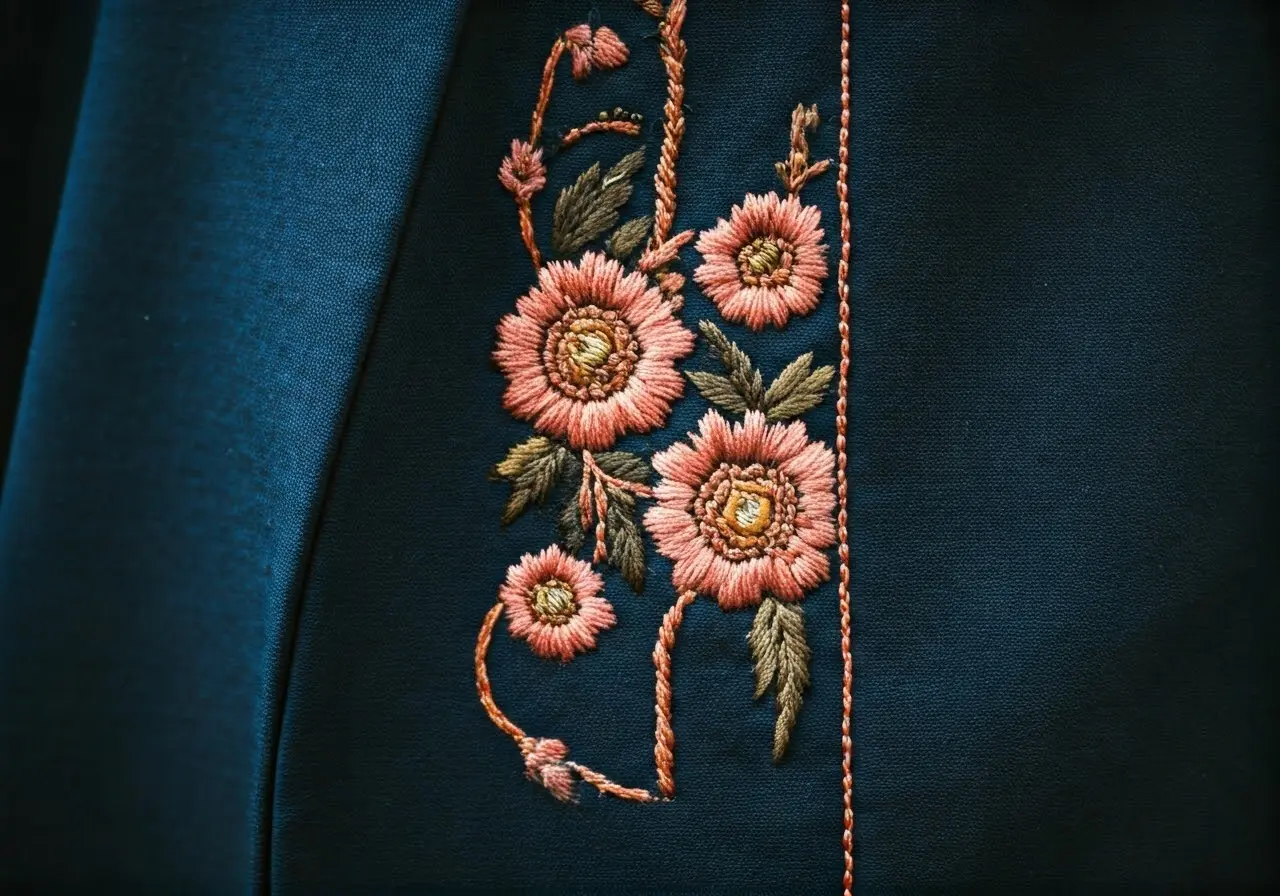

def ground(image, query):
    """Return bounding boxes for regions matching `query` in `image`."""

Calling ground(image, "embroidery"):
[477,0,842,809]
[694,105,831,330]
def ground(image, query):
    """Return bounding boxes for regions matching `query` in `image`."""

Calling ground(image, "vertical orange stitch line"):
[567,762,656,802]
[530,39,566,146]
[653,588,696,798]
[645,0,687,252]
[837,0,854,892]
[591,472,609,564]
[475,602,527,742]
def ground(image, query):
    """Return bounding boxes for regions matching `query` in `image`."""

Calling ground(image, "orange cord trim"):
[837,0,855,891]
[653,589,696,798]
[475,602,656,802]
[530,39,566,146]
[517,198,541,270]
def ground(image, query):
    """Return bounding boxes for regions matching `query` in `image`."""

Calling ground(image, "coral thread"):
[560,118,643,149]
[476,601,655,802]
[838,0,854,891]
[653,589,696,798]
[530,39,566,146]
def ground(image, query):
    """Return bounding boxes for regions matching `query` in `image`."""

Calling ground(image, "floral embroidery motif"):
[474,0,840,805]
[494,252,693,450]
[500,545,616,662]
[695,105,831,330]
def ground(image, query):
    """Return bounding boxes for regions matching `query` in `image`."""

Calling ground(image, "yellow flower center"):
[738,237,783,276]
[565,320,616,381]
[531,580,577,625]
[723,483,774,536]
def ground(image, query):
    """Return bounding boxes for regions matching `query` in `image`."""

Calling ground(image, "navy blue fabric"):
[0,2,466,889]
[1,0,1275,892]
[851,3,1278,891]
[270,1,848,891]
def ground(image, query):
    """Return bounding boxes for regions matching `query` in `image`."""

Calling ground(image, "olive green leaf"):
[558,491,587,553]
[604,485,645,592]
[491,436,571,525]
[552,148,647,256]
[688,320,766,413]
[747,596,812,762]
[762,352,835,422]
[607,215,653,260]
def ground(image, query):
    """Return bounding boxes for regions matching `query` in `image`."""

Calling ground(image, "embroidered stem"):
[639,0,689,300]
[517,199,542,269]
[560,118,643,149]
[476,603,528,741]
[476,601,656,802]
[778,103,831,197]
[530,39,567,146]
[579,449,656,565]
[653,588,695,798]
[838,0,854,891]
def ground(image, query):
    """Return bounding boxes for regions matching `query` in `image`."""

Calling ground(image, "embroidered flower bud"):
[522,737,576,802]
[498,139,547,202]
[498,545,616,661]
[563,24,629,81]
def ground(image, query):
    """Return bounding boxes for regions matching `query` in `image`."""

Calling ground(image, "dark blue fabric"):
[1,0,1275,892]
[270,1,848,891]
[851,3,1278,891]
[0,2,466,889]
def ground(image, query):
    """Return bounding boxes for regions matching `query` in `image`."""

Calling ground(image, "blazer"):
[2,1,1275,891]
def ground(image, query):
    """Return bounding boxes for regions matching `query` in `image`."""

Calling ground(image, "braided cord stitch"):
[837,0,855,890]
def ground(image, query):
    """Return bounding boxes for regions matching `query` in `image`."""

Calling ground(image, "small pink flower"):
[499,545,616,662]
[522,737,576,802]
[563,24,629,80]
[694,192,828,331]
[644,410,837,611]
[498,139,547,202]
[494,252,695,450]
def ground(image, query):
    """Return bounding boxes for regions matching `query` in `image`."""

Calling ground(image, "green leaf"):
[604,485,645,592]
[558,492,587,553]
[591,451,652,484]
[762,353,835,422]
[697,320,765,411]
[552,149,647,256]
[607,215,652,260]
[492,437,570,525]
[685,370,750,415]
[747,596,811,762]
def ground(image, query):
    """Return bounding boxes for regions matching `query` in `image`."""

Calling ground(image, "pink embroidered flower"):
[497,139,547,202]
[499,545,616,662]
[563,24,629,80]
[644,410,836,611]
[693,192,828,331]
[494,252,695,451]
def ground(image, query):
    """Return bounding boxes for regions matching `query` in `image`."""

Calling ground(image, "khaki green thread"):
[747,596,811,762]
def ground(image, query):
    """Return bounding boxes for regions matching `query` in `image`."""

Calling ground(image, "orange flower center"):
[530,579,578,626]
[544,305,639,402]
[695,463,798,561]
[737,237,794,287]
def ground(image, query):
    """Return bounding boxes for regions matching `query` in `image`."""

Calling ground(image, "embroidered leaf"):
[556,455,587,552]
[558,492,587,553]
[607,215,653,260]
[747,596,780,698]
[747,596,811,762]
[592,450,652,484]
[697,320,766,411]
[552,148,647,256]
[685,370,750,415]
[492,437,570,524]
[604,485,645,592]
[762,352,835,422]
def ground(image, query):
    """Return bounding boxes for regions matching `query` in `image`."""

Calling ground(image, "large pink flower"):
[499,545,615,662]
[494,252,695,450]
[644,410,836,611]
[693,192,828,331]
